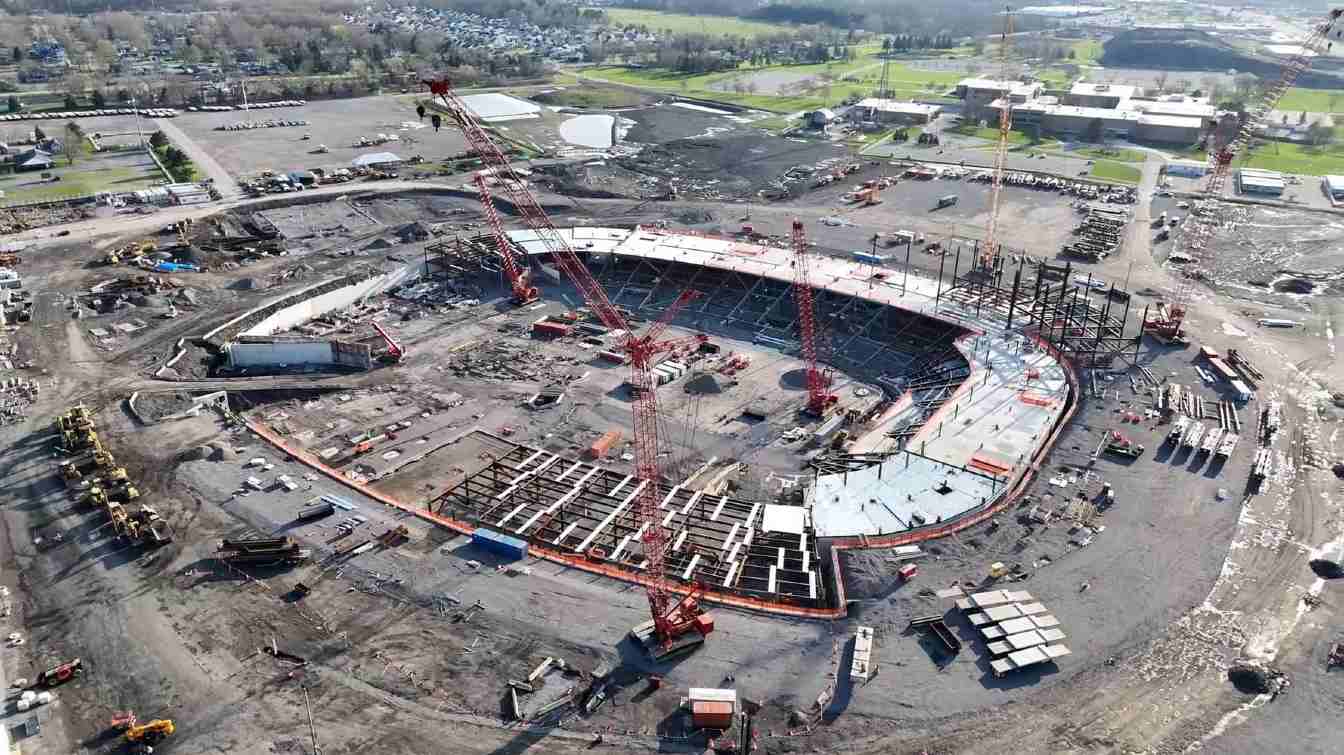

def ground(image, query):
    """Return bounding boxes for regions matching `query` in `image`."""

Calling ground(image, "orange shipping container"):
[588,430,622,459]
[691,701,734,730]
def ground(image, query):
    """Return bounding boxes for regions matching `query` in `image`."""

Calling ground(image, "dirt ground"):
[0,148,1340,755]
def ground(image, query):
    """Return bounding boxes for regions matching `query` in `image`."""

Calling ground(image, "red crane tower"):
[979,5,1014,273]
[420,78,714,657]
[473,172,539,305]
[1145,8,1344,342]
[790,219,834,416]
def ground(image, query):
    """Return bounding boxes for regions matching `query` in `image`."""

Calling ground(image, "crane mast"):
[1147,8,1344,342]
[790,219,832,415]
[980,6,1014,272]
[421,78,712,654]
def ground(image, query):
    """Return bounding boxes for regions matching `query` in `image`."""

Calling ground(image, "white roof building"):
[352,152,403,168]
[854,98,942,118]
[1131,98,1216,120]
[1069,81,1138,101]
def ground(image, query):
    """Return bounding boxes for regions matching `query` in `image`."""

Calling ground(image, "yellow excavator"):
[81,486,107,508]
[107,502,129,534]
[110,484,140,503]
[125,718,175,750]
[103,467,128,484]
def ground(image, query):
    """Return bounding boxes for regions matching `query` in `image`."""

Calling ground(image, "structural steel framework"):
[434,438,828,608]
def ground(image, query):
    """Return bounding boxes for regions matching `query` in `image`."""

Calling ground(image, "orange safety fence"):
[244,418,849,620]
[244,339,1075,622]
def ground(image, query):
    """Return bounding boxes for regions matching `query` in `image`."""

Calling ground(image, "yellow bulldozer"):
[104,467,128,483]
[110,484,140,503]
[81,486,107,508]
[125,718,175,749]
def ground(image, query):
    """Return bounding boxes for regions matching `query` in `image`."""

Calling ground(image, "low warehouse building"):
[352,151,403,170]
[1004,102,1138,140]
[850,98,942,126]
[1062,81,1137,109]
[1237,168,1286,196]
[1134,114,1203,145]
[956,78,1042,122]
[1166,159,1208,178]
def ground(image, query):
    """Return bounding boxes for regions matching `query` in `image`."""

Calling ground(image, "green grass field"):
[1069,145,1146,163]
[601,8,796,38]
[949,124,1056,146]
[1070,39,1104,65]
[1275,87,1344,114]
[534,86,646,109]
[1089,160,1140,183]
[582,45,964,113]
[1239,141,1344,175]
[0,152,160,206]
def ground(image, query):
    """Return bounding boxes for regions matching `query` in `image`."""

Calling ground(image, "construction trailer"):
[850,626,878,684]
[687,688,737,730]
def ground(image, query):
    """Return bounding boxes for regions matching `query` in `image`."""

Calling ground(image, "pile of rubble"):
[0,378,40,425]
[446,339,577,382]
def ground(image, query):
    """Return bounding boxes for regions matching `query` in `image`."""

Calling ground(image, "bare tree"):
[1154,71,1169,93]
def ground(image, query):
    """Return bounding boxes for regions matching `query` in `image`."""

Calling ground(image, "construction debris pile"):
[55,405,172,547]
[0,204,96,234]
[0,377,40,425]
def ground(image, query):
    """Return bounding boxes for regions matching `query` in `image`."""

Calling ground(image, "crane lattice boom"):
[422,78,709,649]
[1151,8,1344,341]
[791,219,831,415]
[473,173,539,304]
[980,5,1015,271]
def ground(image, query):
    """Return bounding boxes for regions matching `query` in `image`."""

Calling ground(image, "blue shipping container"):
[472,528,530,560]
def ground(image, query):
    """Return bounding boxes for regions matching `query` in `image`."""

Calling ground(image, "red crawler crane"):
[473,172,539,305]
[420,78,713,658]
[1145,8,1344,343]
[791,219,834,416]
[371,321,404,363]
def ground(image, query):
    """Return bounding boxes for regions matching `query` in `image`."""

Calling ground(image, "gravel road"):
[151,117,244,198]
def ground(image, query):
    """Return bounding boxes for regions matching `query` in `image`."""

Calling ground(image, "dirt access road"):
[150,117,244,199]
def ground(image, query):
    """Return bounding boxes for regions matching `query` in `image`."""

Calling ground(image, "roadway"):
[150,117,244,198]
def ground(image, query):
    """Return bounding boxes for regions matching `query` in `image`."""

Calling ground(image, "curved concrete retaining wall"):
[241,262,423,336]
[156,258,425,378]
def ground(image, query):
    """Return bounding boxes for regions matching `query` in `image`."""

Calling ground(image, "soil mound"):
[1309,559,1344,579]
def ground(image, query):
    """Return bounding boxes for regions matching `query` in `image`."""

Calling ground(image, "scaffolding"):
[939,254,1141,367]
